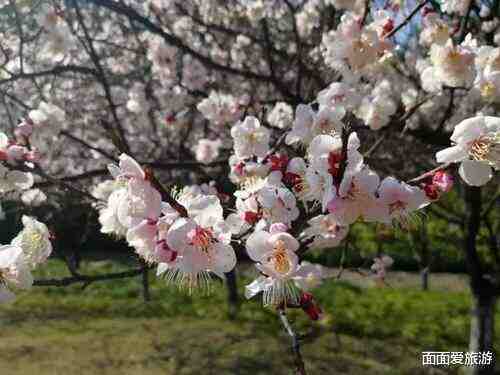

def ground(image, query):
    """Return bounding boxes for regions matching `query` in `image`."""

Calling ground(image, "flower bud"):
[300,292,323,321]
[269,222,288,234]
[432,170,454,193]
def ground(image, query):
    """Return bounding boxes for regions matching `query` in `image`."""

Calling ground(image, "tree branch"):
[86,0,301,103]
[385,0,429,39]
[34,268,143,287]
[278,308,307,375]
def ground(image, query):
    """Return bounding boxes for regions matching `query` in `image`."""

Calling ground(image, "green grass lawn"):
[0,260,496,374]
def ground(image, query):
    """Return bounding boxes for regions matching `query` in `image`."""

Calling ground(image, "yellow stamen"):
[270,240,291,274]
[480,83,496,100]
[469,134,500,166]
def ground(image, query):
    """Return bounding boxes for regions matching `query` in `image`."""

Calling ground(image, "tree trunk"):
[226,269,239,319]
[142,267,151,302]
[467,293,496,375]
[464,186,497,374]
[420,267,429,291]
[419,220,430,291]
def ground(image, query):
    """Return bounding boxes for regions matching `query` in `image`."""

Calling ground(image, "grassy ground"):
[0,260,497,375]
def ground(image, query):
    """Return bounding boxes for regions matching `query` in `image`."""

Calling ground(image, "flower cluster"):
[437,116,499,186]
[0,0,497,327]
[0,216,52,302]
[96,154,236,290]
[222,97,433,305]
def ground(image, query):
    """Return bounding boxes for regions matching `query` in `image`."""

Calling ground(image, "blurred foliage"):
[0,259,494,374]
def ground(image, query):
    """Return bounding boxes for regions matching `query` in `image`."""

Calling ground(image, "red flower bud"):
[328,152,343,178]
[268,154,289,172]
[165,114,176,124]
[432,170,454,193]
[300,292,323,321]
[422,6,435,17]
[244,211,260,225]
[383,19,395,36]
[423,183,440,201]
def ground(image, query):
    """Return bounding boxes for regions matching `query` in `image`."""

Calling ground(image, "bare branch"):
[278,308,307,375]
[34,267,143,287]
[385,0,429,39]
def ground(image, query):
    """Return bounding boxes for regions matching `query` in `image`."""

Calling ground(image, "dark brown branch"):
[385,0,429,39]
[86,0,301,103]
[146,168,188,217]
[338,113,355,183]
[262,131,287,164]
[458,0,475,43]
[30,164,99,202]
[278,308,307,375]
[146,159,227,170]
[361,0,371,25]
[34,169,108,187]
[72,0,131,154]
[438,88,455,130]
[61,131,118,162]
[34,268,143,287]
[0,65,98,86]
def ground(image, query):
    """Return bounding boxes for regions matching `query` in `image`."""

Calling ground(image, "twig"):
[262,131,287,163]
[361,0,371,25]
[278,308,307,375]
[399,94,436,135]
[337,113,354,182]
[458,0,475,43]
[0,65,98,86]
[145,168,188,217]
[437,88,455,130]
[72,0,131,154]
[34,268,143,287]
[385,0,429,39]
[61,131,117,162]
[30,164,100,202]
[87,0,301,103]
[407,162,452,184]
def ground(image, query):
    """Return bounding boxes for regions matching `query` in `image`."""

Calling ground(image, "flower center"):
[321,218,340,234]
[469,133,500,166]
[294,178,312,200]
[241,175,264,192]
[346,182,360,200]
[447,49,463,65]
[283,172,302,189]
[349,38,373,69]
[245,132,263,144]
[389,200,407,214]
[188,226,215,253]
[480,82,496,100]
[270,240,291,274]
[21,231,44,253]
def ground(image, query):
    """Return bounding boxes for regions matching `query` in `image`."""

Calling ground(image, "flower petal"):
[459,160,493,186]
[212,243,237,276]
[245,231,272,261]
[436,145,468,163]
